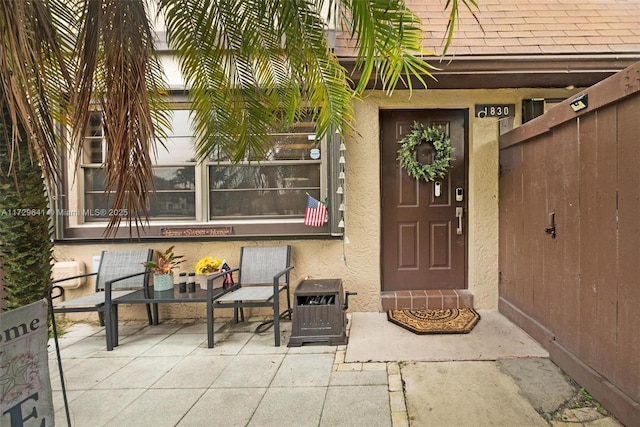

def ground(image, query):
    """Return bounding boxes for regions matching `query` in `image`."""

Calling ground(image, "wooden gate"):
[499,62,640,427]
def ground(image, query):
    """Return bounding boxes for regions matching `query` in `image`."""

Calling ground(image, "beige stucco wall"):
[53,87,580,321]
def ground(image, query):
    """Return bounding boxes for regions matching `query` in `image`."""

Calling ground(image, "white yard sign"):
[1,299,54,427]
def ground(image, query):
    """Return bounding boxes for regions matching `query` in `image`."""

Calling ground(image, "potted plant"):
[144,246,185,291]
[195,256,223,290]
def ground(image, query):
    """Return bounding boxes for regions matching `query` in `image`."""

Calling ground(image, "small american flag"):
[304,195,327,227]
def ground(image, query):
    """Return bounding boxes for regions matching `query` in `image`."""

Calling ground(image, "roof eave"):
[338,53,640,89]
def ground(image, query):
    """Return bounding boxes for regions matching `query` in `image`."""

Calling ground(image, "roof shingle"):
[334,0,640,57]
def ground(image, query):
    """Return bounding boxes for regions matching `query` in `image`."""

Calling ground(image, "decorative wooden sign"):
[160,226,233,237]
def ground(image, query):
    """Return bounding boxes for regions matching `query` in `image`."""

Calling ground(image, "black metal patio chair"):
[207,245,294,347]
[50,249,153,350]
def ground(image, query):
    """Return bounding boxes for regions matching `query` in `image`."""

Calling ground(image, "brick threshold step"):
[381,289,474,311]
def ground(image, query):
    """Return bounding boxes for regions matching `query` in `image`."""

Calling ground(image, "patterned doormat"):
[387,308,480,334]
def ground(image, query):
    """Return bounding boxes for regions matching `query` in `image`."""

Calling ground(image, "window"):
[147,109,197,219]
[522,98,565,123]
[81,110,197,221]
[208,122,322,219]
[74,110,333,235]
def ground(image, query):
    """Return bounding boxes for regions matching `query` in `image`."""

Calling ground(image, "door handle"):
[455,207,463,235]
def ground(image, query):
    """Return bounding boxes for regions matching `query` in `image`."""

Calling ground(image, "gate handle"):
[455,207,463,235]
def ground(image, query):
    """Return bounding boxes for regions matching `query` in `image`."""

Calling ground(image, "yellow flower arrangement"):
[195,256,223,274]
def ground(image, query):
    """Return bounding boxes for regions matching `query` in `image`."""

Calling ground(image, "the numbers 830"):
[475,104,513,118]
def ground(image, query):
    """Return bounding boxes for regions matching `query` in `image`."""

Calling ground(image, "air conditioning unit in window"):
[52,261,86,289]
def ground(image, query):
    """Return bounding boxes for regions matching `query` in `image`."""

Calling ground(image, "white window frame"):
[74,110,330,227]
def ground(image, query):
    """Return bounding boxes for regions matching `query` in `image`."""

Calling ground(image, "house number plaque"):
[475,104,515,118]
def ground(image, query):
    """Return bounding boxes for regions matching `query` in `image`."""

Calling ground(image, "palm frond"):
[160,0,354,160]
[334,0,478,94]
[71,0,170,237]
[0,0,73,187]
[443,0,481,55]
[340,0,434,95]
[278,0,354,140]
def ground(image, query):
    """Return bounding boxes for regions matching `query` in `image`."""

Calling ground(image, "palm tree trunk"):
[0,113,53,310]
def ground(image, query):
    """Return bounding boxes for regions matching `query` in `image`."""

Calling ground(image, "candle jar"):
[178,272,187,293]
[188,272,196,293]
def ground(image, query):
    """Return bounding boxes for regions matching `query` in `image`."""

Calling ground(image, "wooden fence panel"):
[499,62,640,426]
[544,126,567,347]
[578,107,619,379]
[499,144,526,309]
[529,140,549,321]
[521,141,542,314]
[616,95,640,402]
[498,146,516,302]
[547,122,582,355]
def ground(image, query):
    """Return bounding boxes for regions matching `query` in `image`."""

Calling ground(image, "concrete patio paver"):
[47,310,624,427]
[55,388,146,426]
[191,331,253,356]
[104,389,203,427]
[271,354,334,387]
[212,354,285,388]
[98,333,168,357]
[249,387,327,427]
[57,357,133,390]
[320,385,392,427]
[345,310,549,362]
[496,358,577,413]
[329,368,388,386]
[93,356,182,389]
[176,388,266,427]
[151,355,234,389]
[402,361,548,427]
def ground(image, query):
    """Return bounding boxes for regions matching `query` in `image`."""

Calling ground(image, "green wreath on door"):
[397,122,455,182]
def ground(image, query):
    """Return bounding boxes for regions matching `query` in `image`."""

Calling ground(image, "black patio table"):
[107,277,238,350]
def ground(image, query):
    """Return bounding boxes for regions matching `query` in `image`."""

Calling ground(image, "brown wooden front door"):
[381,110,468,291]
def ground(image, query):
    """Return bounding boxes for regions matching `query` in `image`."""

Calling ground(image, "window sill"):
[57,220,339,241]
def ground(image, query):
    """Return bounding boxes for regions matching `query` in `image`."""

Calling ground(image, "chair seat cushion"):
[215,286,284,302]
[53,290,137,308]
